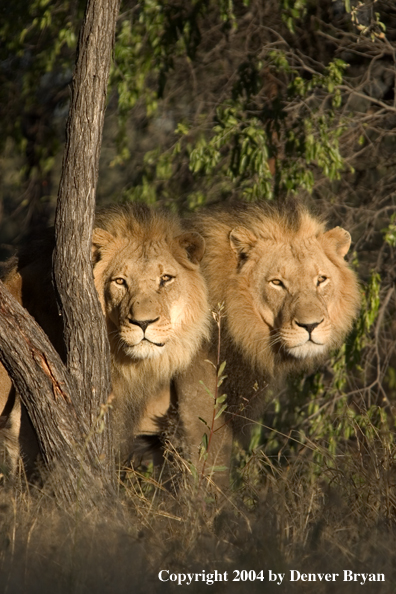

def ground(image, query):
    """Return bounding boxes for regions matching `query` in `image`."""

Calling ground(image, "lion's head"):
[92,204,210,386]
[195,204,360,378]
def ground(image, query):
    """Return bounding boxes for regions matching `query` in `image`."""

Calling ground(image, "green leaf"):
[189,463,198,481]
[208,465,228,473]
[216,394,227,405]
[214,403,228,420]
[199,380,215,399]
[198,417,210,429]
[217,361,226,377]
[217,375,228,387]
[200,432,209,453]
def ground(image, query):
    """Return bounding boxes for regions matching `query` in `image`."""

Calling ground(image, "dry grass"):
[1,433,396,594]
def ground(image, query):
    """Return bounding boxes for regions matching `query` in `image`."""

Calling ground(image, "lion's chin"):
[285,341,328,360]
[122,340,165,361]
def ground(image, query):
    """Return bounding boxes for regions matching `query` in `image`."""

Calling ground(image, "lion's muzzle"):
[295,319,324,337]
[280,315,331,359]
[124,316,166,349]
[128,316,165,347]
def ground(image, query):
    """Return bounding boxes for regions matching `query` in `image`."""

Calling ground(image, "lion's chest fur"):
[208,326,311,439]
[110,364,172,460]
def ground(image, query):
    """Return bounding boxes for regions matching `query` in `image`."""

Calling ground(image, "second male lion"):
[0,203,210,473]
[175,202,361,474]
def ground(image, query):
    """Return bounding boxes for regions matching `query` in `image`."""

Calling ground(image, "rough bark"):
[0,281,110,505]
[53,0,121,488]
[0,0,121,504]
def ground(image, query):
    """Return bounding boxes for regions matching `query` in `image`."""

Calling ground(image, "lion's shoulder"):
[1,234,65,360]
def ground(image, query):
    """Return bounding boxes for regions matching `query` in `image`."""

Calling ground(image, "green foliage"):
[382,214,396,247]
[345,271,381,368]
[0,0,355,223]
[105,3,352,208]
[110,0,214,164]
[0,0,84,246]
[0,1,81,125]
[189,104,274,200]
[350,1,387,41]
[281,0,307,33]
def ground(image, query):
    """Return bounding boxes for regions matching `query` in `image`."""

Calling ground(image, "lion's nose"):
[295,320,323,335]
[128,317,159,332]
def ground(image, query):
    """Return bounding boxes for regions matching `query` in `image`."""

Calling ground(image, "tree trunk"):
[53,0,121,489]
[0,0,121,505]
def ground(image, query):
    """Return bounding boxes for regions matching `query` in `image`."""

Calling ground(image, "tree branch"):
[0,281,108,504]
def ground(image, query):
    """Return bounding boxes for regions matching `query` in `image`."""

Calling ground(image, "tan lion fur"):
[92,204,210,460]
[175,202,360,469]
[0,203,210,472]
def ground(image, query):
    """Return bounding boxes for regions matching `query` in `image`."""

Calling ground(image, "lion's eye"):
[160,274,174,286]
[270,279,284,288]
[317,276,327,286]
[114,278,126,286]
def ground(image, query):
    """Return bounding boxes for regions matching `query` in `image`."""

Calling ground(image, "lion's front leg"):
[174,349,233,491]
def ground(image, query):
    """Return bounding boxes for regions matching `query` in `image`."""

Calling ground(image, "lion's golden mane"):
[178,203,361,446]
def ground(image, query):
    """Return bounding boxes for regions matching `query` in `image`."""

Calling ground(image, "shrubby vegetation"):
[1,0,396,591]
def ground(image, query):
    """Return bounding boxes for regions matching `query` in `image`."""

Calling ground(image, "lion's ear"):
[92,228,115,262]
[323,226,352,258]
[229,226,257,259]
[177,232,206,266]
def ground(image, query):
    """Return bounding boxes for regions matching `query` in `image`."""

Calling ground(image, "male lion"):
[0,203,210,474]
[174,202,361,473]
